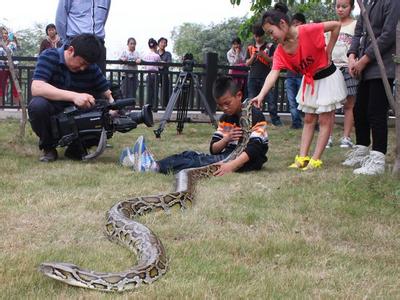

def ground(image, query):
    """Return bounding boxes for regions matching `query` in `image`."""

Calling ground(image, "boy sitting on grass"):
[120,76,269,176]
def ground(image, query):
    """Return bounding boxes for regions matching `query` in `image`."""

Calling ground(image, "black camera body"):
[51,98,153,160]
[182,53,194,73]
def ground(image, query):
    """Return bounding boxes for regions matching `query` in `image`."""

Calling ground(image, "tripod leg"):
[153,88,181,138]
[176,86,189,134]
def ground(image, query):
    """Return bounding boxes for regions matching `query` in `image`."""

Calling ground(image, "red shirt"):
[272,23,328,98]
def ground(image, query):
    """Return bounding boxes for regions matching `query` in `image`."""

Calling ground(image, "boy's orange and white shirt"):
[210,106,268,166]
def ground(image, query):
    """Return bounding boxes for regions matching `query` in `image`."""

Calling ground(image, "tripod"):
[153,71,217,138]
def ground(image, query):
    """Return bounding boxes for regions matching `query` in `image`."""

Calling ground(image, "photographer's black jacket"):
[210,106,268,171]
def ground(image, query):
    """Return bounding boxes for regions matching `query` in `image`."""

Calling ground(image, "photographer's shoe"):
[132,136,158,172]
[39,148,58,162]
[119,147,135,167]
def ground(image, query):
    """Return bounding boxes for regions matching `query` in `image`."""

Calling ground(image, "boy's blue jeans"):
[157,150,231,174]
[285,77,303,128]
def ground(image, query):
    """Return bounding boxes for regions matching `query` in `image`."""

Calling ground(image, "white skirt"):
[296,68,347,114]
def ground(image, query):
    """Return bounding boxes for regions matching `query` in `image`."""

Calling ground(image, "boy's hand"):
[257,50,268,59]
[213,162,235,176]
[222,127,243,142]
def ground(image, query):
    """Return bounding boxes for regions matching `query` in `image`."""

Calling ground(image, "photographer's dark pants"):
[28,96,70,150]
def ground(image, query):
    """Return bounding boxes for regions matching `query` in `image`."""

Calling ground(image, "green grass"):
[0,119,399,299]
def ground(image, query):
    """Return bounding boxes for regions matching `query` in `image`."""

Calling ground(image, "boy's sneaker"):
[288,155,310,169]
[340,136,353,148]
[353,150,385,175]
[325,136,333,148]
[132,135,158,172]
[302,158,323,171]
[119,147,135,167]
[342,145,369,167]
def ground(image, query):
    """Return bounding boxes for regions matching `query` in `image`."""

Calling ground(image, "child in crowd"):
[157,37,172,107]
[343,0,399,175]
[227,37,247,93]
[120,76,269,176]
[325,0,358,148]
[246,24,282,126]
[142,38,161,112]
[284,13,306,129]
[252,3,347,170]
[0,26,20,105]
[119,37,141,99]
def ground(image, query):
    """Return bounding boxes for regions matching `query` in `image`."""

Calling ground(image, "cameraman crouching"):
[28,34,114,162]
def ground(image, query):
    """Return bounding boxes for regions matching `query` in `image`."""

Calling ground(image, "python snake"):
[39,100,252,292]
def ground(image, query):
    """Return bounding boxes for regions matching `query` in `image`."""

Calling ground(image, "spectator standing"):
[120,37,141,100]
[39,24,62,54]
[284,13,306,129]
[143,38,161,112]
[226,37,247,93]
[157,37,172,107]
[343,0,400,175]
[56,0,111,74]
[325,0,358,148]
[246,24,282,126]
[252,3,347,171]
[0,26,20,106]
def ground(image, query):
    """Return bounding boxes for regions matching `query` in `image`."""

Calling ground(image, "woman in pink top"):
[252,3,347,170]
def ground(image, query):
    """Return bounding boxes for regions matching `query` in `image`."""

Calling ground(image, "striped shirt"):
[33,47,109,96]
[210,106,268,171]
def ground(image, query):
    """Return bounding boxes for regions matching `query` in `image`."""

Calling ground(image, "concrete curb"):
[1,109,395,126]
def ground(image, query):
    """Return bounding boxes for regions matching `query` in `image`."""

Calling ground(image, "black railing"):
[0,54,296,116]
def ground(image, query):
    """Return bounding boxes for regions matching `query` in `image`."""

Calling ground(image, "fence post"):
[203,52,218,113]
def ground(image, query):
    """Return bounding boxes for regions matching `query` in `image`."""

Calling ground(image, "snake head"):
[39,262,91,288]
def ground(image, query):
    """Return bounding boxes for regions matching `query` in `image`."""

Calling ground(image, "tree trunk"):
[392,21,400,176]
[0,40,27,138]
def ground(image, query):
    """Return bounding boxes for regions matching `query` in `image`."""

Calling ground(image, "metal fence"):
[0,54,291,114]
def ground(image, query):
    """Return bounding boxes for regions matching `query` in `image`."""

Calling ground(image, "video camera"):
[50,98,153,160]
[182,53,194,73]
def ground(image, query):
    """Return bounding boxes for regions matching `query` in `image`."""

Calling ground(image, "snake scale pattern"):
[39,100,252,292]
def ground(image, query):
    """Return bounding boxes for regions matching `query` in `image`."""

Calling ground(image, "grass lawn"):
[0,119,399,299]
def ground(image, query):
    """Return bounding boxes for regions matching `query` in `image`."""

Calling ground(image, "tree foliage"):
[234,0,336,40]
[0,22,46,57]
[171,17,251,64]
[15,23,45,57]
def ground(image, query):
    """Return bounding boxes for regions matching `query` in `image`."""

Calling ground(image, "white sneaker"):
[325,136,333,149]
[340,136,353,148]
[119,147,135,167]
[353,150,385,175]
[342,145,369,167]
[132,136,158,172]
